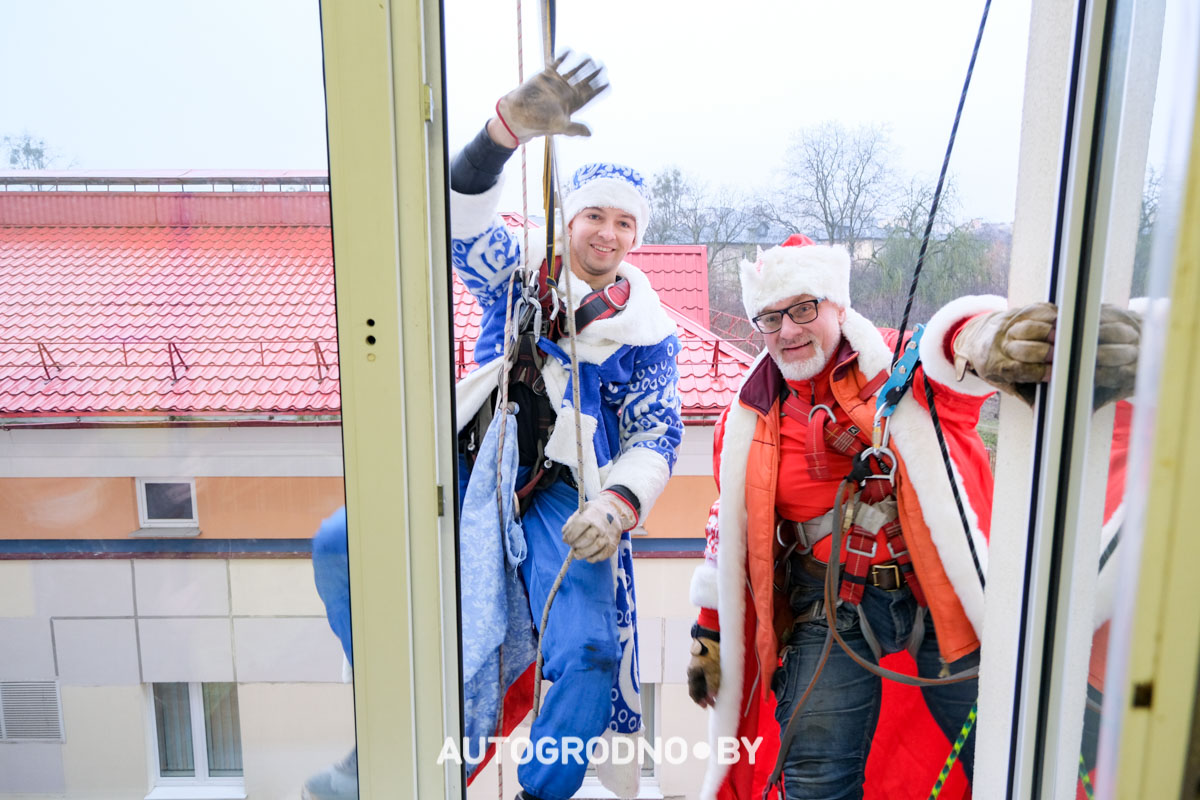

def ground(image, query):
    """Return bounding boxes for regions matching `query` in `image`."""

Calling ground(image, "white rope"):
[532,136,588,718]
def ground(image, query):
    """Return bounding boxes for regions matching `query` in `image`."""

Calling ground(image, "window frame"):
[144,682,246,800]
[134,477,199,529]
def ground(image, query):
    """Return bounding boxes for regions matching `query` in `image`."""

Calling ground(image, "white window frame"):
[144,682,246,800]
[135,477,199,528]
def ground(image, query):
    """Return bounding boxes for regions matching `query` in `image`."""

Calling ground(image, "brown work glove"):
[954,302,1057,405]
[1093,304,1141,409]
[495,51,607,144]
[561,491,636,563]
[686,625,721,708]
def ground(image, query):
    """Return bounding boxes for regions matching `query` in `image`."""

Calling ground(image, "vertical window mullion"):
[189,682,209,780]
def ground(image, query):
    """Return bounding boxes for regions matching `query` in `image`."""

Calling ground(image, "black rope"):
[924,374,987,589]
[1097,525,1121,573]
[892,0,994,364]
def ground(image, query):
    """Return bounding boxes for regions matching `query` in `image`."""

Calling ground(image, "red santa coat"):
[690,296,1008,800]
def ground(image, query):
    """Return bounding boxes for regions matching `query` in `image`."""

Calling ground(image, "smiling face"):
[761,293,846,381]
[567,206,637,289]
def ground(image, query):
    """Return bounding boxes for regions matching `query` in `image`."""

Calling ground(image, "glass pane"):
[144,483,194,521]
[0,2,353,798]
[1072,0,1191,794]
[153,683,195,778]
[202,683,244,777]
[445,3,1032,799]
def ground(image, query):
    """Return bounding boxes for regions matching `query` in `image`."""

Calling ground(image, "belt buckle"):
[846,538,877,558]
[871,562,902,590]
[602,284,628,311]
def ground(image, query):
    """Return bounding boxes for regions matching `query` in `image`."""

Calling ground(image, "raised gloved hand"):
[953,302,1057,404]
[561,491,636,563]
[1093,303,1141,408]
[686,625,721,708]
[495,51,607,145]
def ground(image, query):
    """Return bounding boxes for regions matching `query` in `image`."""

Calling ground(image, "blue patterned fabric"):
[567,162,648,196]
[458,412,536,767]
[452,191,682,793]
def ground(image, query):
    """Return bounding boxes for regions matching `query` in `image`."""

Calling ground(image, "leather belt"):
[790,551,904,591]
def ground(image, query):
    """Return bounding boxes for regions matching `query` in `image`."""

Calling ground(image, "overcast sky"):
[4,0,1040,223]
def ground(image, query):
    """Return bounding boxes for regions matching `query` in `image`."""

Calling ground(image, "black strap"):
[606,484,642,519]
[449,124,516,195]
[690,622,719,642]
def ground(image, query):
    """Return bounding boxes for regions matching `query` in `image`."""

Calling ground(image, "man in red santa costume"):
[684,234,1139,800]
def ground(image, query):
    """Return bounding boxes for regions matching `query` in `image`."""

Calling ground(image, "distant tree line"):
[643,121,1012,338]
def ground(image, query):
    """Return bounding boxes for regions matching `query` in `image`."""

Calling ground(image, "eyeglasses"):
[751,298,823,334]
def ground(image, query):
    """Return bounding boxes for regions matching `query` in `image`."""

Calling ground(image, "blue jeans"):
[770,572,979,800]
[312,506,352,666]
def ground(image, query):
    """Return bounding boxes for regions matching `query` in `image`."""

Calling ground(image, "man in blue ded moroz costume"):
[303,53,683,800]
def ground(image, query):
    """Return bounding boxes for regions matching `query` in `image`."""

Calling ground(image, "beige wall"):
[61,685,150,799]
[196,476,344,539]
[0,476,345,539]
[643,475,717,539]
[0,477,139,539]
[240,683,356,800]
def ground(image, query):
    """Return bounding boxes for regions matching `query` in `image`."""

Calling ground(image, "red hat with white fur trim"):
[739,233,852,320]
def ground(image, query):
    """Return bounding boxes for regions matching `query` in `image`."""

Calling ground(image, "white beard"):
[774,341,829,381]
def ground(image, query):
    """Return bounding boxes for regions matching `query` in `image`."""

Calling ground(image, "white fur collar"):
[838,308,893,379]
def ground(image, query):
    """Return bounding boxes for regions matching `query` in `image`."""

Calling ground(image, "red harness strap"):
[779,382,927,607]
[536,256,631,340]
[883,517,926,606]
[780,390,866,481]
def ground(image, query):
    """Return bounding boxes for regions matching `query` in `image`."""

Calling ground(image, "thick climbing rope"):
[494,4,530,794]
[926,704,978,800]
[533,137,589,717]
[526,0,594,720]
[1078,753,1095,800]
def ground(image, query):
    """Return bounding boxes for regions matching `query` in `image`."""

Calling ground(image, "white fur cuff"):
[449,178,506,240]
[604,446,671,519]
[690,563,719,609]
[920,294,1008,396]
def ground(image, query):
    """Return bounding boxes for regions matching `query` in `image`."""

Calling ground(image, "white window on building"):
[146,682,245,800]
[132,478,200,536]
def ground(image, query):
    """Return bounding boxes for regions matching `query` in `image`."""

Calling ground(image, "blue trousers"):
[771,572,979,800]
[312,506,352,666]
[310,474,621,800]
[516,477,621,800]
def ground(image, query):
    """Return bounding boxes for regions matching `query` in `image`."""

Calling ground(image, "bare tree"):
[856,178,1000,328]
[768,122,895,258]
[3,133,59,169]
[1131,166,1160,296]
[644,166,754,273]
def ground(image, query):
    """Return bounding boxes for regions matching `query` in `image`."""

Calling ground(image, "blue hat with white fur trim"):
[562,162,652,249]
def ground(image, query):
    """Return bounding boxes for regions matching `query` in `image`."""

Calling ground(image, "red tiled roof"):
[0,192,747,421]
[0,200,338,417]
[624,245,710,326]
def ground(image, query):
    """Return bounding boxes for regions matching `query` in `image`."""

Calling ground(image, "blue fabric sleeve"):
[614,335,684,471]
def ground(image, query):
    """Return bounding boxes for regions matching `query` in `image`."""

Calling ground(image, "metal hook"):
[859,445,897,480]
